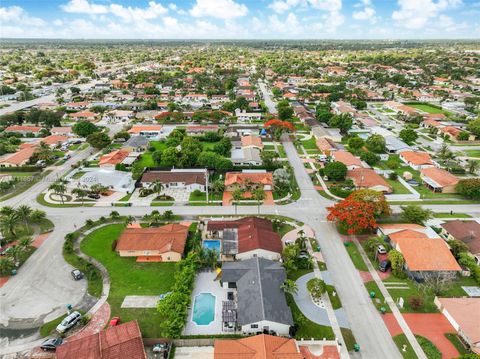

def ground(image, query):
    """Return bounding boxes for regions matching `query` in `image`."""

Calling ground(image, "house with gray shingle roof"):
[221,257,293,335]
[123,135,149,152]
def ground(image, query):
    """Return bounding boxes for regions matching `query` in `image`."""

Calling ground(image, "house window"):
[250,324,258,329]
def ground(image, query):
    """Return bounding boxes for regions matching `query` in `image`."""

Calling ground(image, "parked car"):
[88,193,100,200]
[36,160,47,168]
[377,245,387,254]
[40,338,63,351]
[63,154,71,160]
[56,311,82,333]
[406,179,420,186]
[379,260,391,272]
[109,317,121,327]
[71,269,84,280]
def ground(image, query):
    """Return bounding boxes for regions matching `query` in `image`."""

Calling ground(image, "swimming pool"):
[192,293,215,326]
[203,240,221,253]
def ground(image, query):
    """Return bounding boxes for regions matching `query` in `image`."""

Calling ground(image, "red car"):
[109,317,121,327]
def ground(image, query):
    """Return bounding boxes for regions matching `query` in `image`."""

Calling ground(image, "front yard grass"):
[463,149,480,158]
[416,335,441,359]
[344,242,368,271]
[80,224,177,337]
[432,213,472,218]
[445,333,470,355]
[301,137,318,150]
[385,178,411,194]
[393,334,418,359]
[326,285,342,309]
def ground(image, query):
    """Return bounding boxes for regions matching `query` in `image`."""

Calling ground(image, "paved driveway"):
[383,313,459,359]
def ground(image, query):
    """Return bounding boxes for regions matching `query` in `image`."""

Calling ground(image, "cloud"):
[61,0,108,14]
[392,0,462,29]
[269,0,341,13]
[0,5,46,26]
[352,0,376,23]
[190,0,248,19]
[61,0,167,22]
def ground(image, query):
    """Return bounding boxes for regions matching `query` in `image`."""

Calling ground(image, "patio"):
[183,271,229,336]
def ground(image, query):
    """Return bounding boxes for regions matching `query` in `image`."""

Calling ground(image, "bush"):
[408,295,424,310]
[324,161,347,181]
[307,278,326,299]
[456,178,480,199]
[389,172,398,180]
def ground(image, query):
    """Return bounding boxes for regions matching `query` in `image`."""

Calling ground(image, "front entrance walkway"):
[383,313,459,359]
[293,272,350,329]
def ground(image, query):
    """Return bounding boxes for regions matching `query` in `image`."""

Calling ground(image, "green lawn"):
[386,178,411,194]
[340,328,357,352]
[149,141,167,152]
[433,213,472,218]
[344,242,368,271]
[71,171,86,179]
[326,285,342,309]
[416,335,441,359]
[136,153,155,168]
[445,333,470,355]
[274,222,295,238]
[394,334,418,359]
[301,137,318,150]
[80,224,177,337]
[119,192,133,202]
[405,102,449,115]
[277,144,287,158]
[464,149,480,158]
[188,191,223,202]
[364,280,390,313]
[0,171,49,201]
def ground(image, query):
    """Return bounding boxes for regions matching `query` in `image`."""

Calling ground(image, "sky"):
[0,0,479,39]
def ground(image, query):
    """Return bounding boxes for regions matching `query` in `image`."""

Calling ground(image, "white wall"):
[241,320,290,335]
[236,249,281,261]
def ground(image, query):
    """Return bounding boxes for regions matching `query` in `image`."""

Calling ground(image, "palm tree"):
[252,188,266,214]
[468,160,479,174]
[16,205,32,227]
[19,236,32,250]
[281,279,298,295]
[231,188,243,215]
[30,209,46,223]
[0,212,20,237]
[151,180,164,200]
[72,188,88,205]
[0,206,15,216]
[125,215,135,226]
[49,182,67,204]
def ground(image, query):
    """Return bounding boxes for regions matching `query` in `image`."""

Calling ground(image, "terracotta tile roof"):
[66,101,89,107]
[437,298,480,345]
[40,135,69,146]
[56,320,146,359]
[396,237,461,272]
[128,125,163,134]
[4,125,42,133]
[299,345,340,359]
[70,110,97,118]
[241,135,263,149]
[400,151,433,166]
[346,168,392,192]
[0,146,36,166]
[332,151,362,167]
[140,170,206,186]
[389,229,428,243]
[316,137,337,152]
[422,119,441,127]
[207,217,282,255]
[421,167,459,188]
[225,172,273,186]
[440,126,461,137]
[50,126,73,134]
[99,150,130,166]
[441,220,480,255]
[214,334,302,359]
[116,223,189,254]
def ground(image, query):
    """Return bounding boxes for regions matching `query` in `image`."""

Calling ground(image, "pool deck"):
[183,271,229,336]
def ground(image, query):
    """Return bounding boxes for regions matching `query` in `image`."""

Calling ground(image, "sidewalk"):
[352,237,427,359]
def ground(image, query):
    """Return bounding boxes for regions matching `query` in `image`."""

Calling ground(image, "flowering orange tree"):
[264,119,295,140]
[346,189,391,218]
[327,198,377,235]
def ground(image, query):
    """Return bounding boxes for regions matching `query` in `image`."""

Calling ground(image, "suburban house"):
[103,109,134,123]
[420,167,459,193]
[50,126,74,136]
[224,171,273,191]
[435,297,480,354]
[346,168,393,193]
[331,151,363,170]
[0,146,37,167]
[220,257,293,335]
[4,125,43,136]
[384,226,461,281]
[385,136,411,154]
[383,101,418,116]
[140,169,207,192]
[440,220,480,265]
[99,149,130,168]
[214,334,303,359]
[69,110,98,121]
[206,217,283,261]
[116,223,189,262]
[231,146,262,166]
[311,125,335,141]
[55,320,146,359]
[240,135,263,150]
[38,135,69,148]
[128,125,163,139]
[186,125,219,136]
[234,108,262,122]
[65,101,89,111]
[316,137,337,156]
[123,135,149,152]
[399,151,435,170]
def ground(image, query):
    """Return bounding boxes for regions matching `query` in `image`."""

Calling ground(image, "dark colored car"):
[40,338,63,351]
[379,260,391,272]
[406,179,420,186]
[88,193,101,199]
[71,269,84,280]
